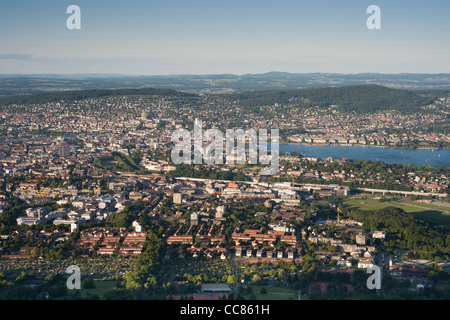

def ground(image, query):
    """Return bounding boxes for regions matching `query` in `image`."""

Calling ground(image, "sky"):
[0,0,449,75]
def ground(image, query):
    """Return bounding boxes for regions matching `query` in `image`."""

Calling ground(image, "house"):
[45,208,69,222]
[132,220,143,232]
[98,197,114,209]
[371,231,386,240]
[337,260,352,267]
[389,264,429,279]
[119,247,143,256]
[72,200,85,208]
[357,259,375,269]
[115,199,132,211]
[166,235,193,245]
[287,251,294,259]
[256,249,262,258]
[81,212,94,221]
[98,247,115,255]
[356,234,366,245]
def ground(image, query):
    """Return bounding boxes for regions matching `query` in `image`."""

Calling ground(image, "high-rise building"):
[190,212,198,225]
[216,205,226,219]
[56,143,70,158]
[173,193,183,204]
[356,233,366,245]
[215,205,226,224]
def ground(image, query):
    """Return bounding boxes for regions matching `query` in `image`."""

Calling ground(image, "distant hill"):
[225,85,443,113]
[1,72,450,96]
[0,87,196,106]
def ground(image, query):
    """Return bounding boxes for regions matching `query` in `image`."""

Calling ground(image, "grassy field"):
[343,198,450,227]
[238,285,299,300]
[65,280,119,299]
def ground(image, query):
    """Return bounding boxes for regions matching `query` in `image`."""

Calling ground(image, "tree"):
[15,271,34,283]
[123,271,143,290]
[82,277,96,289]
[252,274,261,283]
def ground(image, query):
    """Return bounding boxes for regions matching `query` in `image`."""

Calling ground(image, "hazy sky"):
[1,0,449,75]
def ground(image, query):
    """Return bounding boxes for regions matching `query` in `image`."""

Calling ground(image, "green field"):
[237,285,300,300]
[65,280,119,299]
[343,198,450,227]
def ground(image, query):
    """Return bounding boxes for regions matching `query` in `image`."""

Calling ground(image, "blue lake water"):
[278,144,450,167]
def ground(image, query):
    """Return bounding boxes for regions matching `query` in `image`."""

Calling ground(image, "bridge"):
[357,187,447,198]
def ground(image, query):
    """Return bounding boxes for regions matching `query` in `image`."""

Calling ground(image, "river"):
[278,144,450,167]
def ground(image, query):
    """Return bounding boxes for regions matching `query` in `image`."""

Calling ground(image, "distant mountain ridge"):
[1,72,450,96]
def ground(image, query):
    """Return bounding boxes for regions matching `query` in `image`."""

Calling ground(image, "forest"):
[224,85,446,113]
[0,87,196,106]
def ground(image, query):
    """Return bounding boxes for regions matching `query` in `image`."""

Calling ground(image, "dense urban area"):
[0,86,449,300]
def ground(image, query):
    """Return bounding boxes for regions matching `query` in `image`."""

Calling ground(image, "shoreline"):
[281,141,449,151]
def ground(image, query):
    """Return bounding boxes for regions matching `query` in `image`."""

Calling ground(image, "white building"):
[45,208,69,222]
[173,193,183,204]
[132,220,143,232]
[356,234,366,245]
[357,259,375,269]
[372,231,386,240]
[268,222,294,233]
[17,216,42,226]
[190,212,199,225]
[216,205,226,219]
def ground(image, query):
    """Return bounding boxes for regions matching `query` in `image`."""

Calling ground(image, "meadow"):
[343,197,450,227]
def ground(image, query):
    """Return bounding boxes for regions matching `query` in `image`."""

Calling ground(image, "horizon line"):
[1,71,450,77]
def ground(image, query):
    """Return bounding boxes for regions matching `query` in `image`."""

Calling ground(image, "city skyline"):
[1,0,450,75]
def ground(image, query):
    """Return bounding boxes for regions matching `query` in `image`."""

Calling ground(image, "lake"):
[278,144,450,167]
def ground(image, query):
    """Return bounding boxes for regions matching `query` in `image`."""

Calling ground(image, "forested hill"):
[226,85,446,113]
[0,87,196,106]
